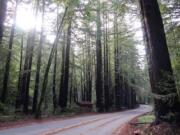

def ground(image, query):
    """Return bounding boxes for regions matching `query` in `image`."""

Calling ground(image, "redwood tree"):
[1,2,18,103]
[32,0,45,113]
[140,0,180,122]
[95,1,104,112]
[36,7,68,118]
[58,20,72,109]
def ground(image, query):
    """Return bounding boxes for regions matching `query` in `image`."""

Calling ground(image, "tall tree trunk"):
[52,46,57,112]
[59,20,72,109]
[103,12,109,111]
[87,35,92,102]
[114,12,122,110]
[15,34,24,110]
[69,48,75,106]
[58,32,65,104]
[35,7,68,118]
[19,37,30,111]
[80,68,84,101]
[124,79,128,107]
[82,42,86,101]
[23,31,34,113]
[95,1,104,112]
[1,2,18,103]
[127,84,132,109]
[69,67,73,106]
[32,0,45,113]
[19,0,40,113]
[139,0,180,122]
[0,0,7,44]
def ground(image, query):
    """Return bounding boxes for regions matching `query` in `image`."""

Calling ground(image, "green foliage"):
[138,114,155,123]
[0,102,5,112]
[160,0,180,100]
[0,102,15,115]
[160,112,179,123]
[1,0,173,118]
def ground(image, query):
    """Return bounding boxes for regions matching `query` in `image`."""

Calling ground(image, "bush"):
[0,102,5,112]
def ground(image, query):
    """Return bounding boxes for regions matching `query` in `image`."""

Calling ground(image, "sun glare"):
[46,35,56,44]
[16,4,42,31]
[15,3,58,44]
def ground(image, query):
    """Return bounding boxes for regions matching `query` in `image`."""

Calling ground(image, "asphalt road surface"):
[0,105,152,135]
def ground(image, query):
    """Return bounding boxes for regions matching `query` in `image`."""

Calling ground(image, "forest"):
[0,0,179,134]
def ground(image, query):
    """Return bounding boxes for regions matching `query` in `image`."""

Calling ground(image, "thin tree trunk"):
[59,20,72,109]
[114,12,122,110]
[32,0,45,113]
[103,11,109,111]
[15,34,24,110]
[69,49,75,106]
[20,0,40,113]
[58,33,66,105]
[95,1,104,112]
[22,31,35,113]
[52,46,57,113]
[87,35,92,102]
[36,7,68,118]
[1,2,18,103]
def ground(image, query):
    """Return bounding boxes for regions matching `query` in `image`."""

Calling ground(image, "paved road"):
[0,105,152,135]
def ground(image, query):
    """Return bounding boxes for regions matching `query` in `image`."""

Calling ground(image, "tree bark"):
[59,20,72,109]
[32,0,45,113]
[52,46,57,112]
[87,35,92,102]
[139,0,180,122]
[95,1,104,112]
[36,7,68,118]
[19,0,40,113]
[114,12,122,110]
[1,2,18,103]
[103,12,109,111]
[15,34,24,110]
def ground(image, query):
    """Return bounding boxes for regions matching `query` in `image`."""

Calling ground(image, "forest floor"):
[116,113,180,135]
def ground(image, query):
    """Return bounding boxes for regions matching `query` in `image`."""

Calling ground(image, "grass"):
[138,114,155,123]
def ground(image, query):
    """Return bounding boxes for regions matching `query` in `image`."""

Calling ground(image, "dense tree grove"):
[0,0,179,124]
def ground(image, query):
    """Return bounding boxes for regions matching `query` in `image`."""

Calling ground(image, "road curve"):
[0,105,152,135]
